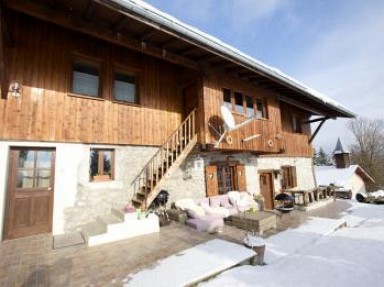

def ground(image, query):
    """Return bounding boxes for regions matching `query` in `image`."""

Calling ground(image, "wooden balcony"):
[281,132,313,157]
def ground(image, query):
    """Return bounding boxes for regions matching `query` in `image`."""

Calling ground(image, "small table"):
[227,211,277,235]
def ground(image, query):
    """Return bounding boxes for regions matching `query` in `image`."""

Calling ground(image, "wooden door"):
[183,83,198,118]
[235,165,247,191]
[4,148,55,240]
[260,172,274,210]
[205,165,219,197]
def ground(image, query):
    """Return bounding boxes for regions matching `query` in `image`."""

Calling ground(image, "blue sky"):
[144,0,384,152]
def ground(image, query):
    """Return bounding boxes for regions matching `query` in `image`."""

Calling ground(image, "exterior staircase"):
[131,109,197,209]
[81,207,159,247]
[80,109,196,246]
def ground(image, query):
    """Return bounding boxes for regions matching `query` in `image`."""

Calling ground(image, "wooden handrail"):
[132,108,197,209]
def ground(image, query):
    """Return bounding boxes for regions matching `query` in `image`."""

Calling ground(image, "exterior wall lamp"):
[9,81,22,98]
[273,169,281,179]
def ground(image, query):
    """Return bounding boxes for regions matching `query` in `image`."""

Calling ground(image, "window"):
[90,149,114,181]
[245,95,254,118]
[234,92,244,113]
[217,165,236,194]
[223,89,232,110]
[281,166,297,189]
[113,71,137,103]
[222,88,268,119]
[292,115,302,133]
[256,98,267,119]
[72,61,100,97]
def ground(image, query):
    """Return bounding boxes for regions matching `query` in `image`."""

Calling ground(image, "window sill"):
[111,100,140,107]
[91,175,113,181]
[67,93,105,101]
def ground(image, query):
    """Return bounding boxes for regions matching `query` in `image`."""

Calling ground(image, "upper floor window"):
[256,98,266,119]
[90,149,114,181]
[292,115,302,133]
[72,61,100,98]
[223,88,232,110]
[245,95,254,118]
[222,88,267,119]
[113,71,137,104]
[234,92,244,114]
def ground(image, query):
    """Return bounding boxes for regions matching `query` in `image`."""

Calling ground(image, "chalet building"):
[315,138,374,199]
[0,0,355,241]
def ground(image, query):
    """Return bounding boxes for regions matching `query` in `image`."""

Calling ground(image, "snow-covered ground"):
[200,202,384,287]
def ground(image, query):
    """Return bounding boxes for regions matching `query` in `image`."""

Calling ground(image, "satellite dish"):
[220,105,236,129]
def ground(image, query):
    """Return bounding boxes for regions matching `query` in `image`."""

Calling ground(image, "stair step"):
[82,221,107,242]
[111,207,125,221]
[97,213,122,226]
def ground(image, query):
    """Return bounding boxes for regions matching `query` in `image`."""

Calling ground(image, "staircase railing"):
[132,109,196,209]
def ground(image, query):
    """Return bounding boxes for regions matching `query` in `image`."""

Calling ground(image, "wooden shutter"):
[235,164,247,191]
[291,166,297,187]
[205,165,219,197]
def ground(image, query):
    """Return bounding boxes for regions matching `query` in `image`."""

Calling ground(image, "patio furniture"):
[227,211,277,235]
[167,208,187,224]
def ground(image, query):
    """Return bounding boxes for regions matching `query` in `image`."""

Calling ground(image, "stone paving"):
[0,200,353,287]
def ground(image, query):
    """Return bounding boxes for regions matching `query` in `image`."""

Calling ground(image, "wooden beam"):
[0,2,8,99]
[138,29,157,41]
[84,1,96,21]
[308,118,328,144]
[302,117,330,124]
[278,95,323,116]
[113,16,128,32]
[6,0,199,70]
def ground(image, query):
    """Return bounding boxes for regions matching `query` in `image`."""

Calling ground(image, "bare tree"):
[348,118,384,188]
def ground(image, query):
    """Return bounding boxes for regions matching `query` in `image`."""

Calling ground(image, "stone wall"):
[0,140,316,237]
[161,151,316,206]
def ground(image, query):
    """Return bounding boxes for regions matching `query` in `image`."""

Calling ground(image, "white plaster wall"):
[346,174,366,198]
[0,139,316,238]
[0,143,10,241]
[0,141,157,237]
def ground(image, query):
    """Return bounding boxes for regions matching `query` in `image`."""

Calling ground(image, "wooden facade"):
[0,8,315,157]
[0,13,196,146]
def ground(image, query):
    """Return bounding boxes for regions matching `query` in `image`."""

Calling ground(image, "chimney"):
[333,137,350,169]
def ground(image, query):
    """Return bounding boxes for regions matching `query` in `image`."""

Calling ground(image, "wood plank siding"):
[0,11,314,157]
[0,12,195,146]
[201,74,285,154]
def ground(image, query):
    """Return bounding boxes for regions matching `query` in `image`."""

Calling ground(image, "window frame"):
[222,88,268,119]
[89,148,115,181]
[70,56,103,99]
[281,165,297,189]
[291,114,303,133]
[112,65,140,105]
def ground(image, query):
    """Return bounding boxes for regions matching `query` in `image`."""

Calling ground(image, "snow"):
[371,190,384,198]
[314,165,359,187]
[200,202,384,287]
[123,239,256,287]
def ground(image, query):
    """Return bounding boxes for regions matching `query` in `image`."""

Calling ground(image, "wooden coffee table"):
[227,211,277,235]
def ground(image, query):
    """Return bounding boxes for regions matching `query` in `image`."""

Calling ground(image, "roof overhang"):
[4,0,356,118]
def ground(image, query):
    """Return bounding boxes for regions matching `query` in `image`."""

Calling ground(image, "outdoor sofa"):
[170,191,259,232]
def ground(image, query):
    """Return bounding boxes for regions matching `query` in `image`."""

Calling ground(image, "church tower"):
[333,137,351,169]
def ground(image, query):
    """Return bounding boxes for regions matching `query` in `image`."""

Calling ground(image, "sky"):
[143,0,384,152]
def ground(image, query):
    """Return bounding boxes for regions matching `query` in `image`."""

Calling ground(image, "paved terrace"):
[0,200,352,286]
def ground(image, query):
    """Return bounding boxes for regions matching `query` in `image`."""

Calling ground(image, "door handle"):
[48,187,52,191]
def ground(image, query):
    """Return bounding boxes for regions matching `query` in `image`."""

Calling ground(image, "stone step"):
[84,209,160,247]
[82,221,107,243]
